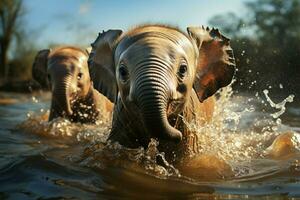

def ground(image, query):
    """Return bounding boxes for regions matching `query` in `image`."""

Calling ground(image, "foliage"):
[209,0,300,95]
[0,0,22,80]
[8,37,37,80]
[0,0,37,82]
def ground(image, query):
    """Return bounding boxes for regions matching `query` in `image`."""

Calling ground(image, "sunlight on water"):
[19,109,111,143]
[79,139,181,178]
[181,86,299,180]
[18,86,299,184]
[263,89,295,119]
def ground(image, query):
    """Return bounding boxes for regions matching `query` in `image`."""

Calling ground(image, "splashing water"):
[19,109,111,143]
[179,86,299,180]
[263,89,295,119]
[17,86,300,185]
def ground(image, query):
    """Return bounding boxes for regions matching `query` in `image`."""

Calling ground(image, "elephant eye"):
[178,63,188,78]
[119,65,129,82]
[77,72,83,80]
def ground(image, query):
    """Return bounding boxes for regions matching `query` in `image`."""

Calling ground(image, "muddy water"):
[0,88,299,199]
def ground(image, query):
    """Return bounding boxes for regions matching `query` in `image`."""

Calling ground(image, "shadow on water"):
[0,88,299,199]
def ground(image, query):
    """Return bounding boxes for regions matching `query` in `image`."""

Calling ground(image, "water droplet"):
[263,89,294,119]
[279,84,283,89]
[241,50,245,56]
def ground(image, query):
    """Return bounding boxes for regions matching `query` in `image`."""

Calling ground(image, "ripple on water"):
[15,86,300,197]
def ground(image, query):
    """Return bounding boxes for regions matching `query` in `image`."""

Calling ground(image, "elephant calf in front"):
[89,25,236,161]
[32,46,113,123]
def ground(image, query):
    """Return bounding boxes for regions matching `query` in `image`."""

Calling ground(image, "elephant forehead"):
[120,38,185,63]
[115,30,195,61]
[48,53,88,73]
[125,25,190,44]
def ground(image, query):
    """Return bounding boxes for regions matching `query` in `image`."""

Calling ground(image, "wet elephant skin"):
[32,46,113,123]
[88,25,235,161]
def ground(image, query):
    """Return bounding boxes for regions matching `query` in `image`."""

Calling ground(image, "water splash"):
[79,139,180,178]
[263,89,295,119]
[181,87,298,178]
[18,86,299,182]
[19,109,111,143]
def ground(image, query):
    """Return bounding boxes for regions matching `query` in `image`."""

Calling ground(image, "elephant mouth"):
[167,100,185,129]
[51,96,73,117]
[64,109,73,116]
[167,113,180,128]
[167,98,185,117]
[70,87,96,117]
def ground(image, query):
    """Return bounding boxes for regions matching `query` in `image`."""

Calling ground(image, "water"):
[0,88,299,199]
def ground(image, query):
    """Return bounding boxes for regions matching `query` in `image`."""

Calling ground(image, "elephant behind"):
[88,25,236,161]
[32,46,113,123]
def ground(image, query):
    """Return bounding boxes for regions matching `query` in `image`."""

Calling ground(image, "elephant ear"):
[32,49,51,88]
[85,47,92,55]
[88,29,123,103]
[187,26,236,102]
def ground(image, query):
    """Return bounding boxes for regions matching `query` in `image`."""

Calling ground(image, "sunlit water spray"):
[263,89,295,119]
[18,87,299,183]
[20,111,111,143]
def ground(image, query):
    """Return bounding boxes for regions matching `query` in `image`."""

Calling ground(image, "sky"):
[23,0,250,48]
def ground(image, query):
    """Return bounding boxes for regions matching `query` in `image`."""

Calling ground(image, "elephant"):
[88,25,236,161]
[32,46,113,123]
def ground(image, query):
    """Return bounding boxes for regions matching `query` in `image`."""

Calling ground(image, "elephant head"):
[89,25,235,146]
[32,46,93,121]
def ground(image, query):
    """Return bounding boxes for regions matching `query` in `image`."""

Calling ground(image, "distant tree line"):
[0,0,37,84]
[1,0,299,96]
[209,0,300,95]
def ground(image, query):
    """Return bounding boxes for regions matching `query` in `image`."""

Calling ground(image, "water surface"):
[0,88,299,199]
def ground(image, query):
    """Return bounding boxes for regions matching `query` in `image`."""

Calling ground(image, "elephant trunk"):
[52,76,73,117]
[134,68,182,143]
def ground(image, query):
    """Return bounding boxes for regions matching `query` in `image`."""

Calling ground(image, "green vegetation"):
[0,0,37,82]
[0,0,39,92]
[209,0,300,95]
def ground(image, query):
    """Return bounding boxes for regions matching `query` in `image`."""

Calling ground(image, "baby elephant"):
[32,46,113,123]
[88,25,236,161]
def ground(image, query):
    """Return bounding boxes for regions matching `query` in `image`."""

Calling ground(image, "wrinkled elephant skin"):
[89,25,236,161]
[32,46,113,123]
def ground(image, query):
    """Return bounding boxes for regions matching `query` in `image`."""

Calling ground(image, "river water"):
[0,87,299,199]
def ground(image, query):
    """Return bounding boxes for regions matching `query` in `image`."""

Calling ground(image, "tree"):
[246,0,300,91]
[209,0,300,95]
[208,13,245,38]
[0,0,23,81]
